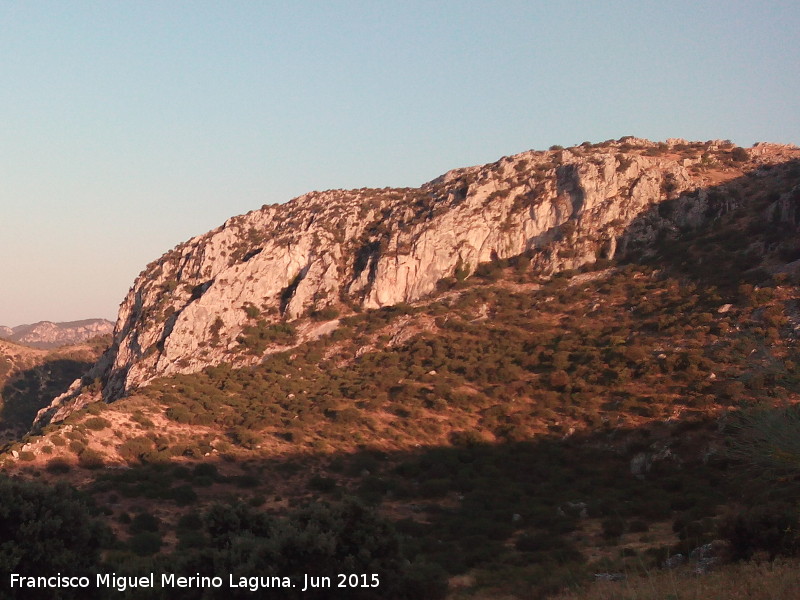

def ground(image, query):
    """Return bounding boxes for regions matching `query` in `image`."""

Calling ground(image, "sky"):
[1,1,799,326]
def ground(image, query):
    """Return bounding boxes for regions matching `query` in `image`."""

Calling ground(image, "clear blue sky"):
[1,1,798,326]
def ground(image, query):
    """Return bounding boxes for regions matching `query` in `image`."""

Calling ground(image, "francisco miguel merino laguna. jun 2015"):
[9,572,382,592]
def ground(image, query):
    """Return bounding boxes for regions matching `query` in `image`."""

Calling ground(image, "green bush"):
[177,512,203,532]
[720,503,800,560]
[45,457,72,474]
[168,484,199,506]
[601,517,626,539]
[730,146,749,162]
[78,449,105,469]
[0,476,110,582]
[128,531,162,556]
[727,404,800,475]
[192,463,219,479]
[237,320,297,354]
[84,416,112,430]
[130,411,155,428]
[68,440,85,454]
[311,306,340,320]
[232,427,261,449]
[193,498,446,599]
[118,436,156,463]
[130,512,160,534]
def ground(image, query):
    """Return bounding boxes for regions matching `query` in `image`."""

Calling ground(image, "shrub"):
[177,512,203,531]
[177,529,207,551]
[164,405,194,424]
[128,532,162,556]
[602,517,626,539]
[209,316,224,345]
[84,417,111,431]
[232,428,261,449]
[131,411,155,428]
[118,436,156,463]
[311,306,340,321]
[727,404,800,475]
[169,484,199,506]
[449,430,484,447]
[720,503,800,560]
[730,147,749,162]
[242,303,261,319]
[0,476,109,576]
[549,369,571,390]
[46,457,72,474]
[237,321,297,354]
[192,463,219,479]
[130,512,160,534]
[198,498,446,599]
[68,440,85,454]
[78,449,105,469]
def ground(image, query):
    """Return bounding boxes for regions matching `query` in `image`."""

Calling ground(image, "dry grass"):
[551,559,800,600]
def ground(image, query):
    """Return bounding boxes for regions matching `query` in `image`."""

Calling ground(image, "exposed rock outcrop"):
[34,138,800,426]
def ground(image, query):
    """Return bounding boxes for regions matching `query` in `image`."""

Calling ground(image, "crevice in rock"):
[354,240,382,278]
[280,268,307,315]
[241,248,263,262]
[190,279,214,300]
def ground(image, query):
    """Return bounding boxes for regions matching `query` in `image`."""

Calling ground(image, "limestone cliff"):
[34,138,800,425]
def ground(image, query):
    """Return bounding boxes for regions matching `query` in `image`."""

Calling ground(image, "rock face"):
[34,138,800,425]
[0,319,113,349]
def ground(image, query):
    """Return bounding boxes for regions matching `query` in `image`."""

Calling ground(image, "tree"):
[730,147,749,162]
[727,403,800,476]
[0,476,110,598]
[165,498,446,600]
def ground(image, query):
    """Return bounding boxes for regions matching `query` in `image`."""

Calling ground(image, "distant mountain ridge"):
[0,319,113,349]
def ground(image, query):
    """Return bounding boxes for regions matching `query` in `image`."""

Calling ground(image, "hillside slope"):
[0,337,106,442]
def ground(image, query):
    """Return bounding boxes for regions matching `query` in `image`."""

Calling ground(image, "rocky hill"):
[0,319,113,349]
[35,138,800,425]
[6,137,800,599]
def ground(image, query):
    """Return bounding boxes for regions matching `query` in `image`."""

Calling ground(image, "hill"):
[0,318,114,349]
[2,137,800,599]
[32,138,800,425]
